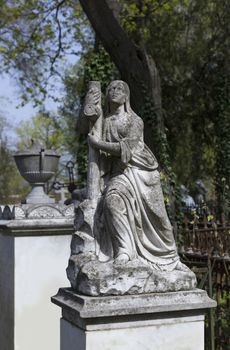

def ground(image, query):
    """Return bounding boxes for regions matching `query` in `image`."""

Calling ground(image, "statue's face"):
[108,82,126,105]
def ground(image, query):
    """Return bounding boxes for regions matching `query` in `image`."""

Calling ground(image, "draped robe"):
[94,111,179,271]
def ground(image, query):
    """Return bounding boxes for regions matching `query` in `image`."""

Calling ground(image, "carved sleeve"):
[99,116,143,163]
[119,117,143,163]
[97,141,121,156]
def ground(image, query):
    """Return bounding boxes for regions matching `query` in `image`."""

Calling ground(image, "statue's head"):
[106,80,131,113]
[180,185,188,195]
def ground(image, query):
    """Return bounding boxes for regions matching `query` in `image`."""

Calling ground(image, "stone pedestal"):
[52,288,216,350]
[0,204,74,350]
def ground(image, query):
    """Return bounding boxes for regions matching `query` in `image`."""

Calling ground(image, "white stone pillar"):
[52,288,216,350]
[0,204,74,350]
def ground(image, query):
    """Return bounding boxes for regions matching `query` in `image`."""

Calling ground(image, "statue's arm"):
[88,134,121,156]
[97,141,121,155]
[88,116,144,159]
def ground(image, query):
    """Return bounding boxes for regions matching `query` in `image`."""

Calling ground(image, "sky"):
[0,73,38,122]
[0,45,79,149]
[0,72,60,148]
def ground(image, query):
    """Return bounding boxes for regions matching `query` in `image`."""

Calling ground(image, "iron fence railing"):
[179,216,230,350]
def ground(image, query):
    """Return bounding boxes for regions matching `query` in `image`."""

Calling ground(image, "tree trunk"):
[78,0,164,153]
[77,0,178,233]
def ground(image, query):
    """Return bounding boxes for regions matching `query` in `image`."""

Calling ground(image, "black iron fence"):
[179,210,230,350]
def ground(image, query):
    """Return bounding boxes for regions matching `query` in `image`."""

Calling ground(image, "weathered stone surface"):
[67,80,198,296]
[67,255,196,296]
[0,203,75,221]
[60,316,205,350]
[74,199,96,235]
[0,211,74,350]
[14,140,60,204]
[70,232,95,256]
[0,203,74,237]
[67,253,96,290]
[52,287,216,321]
[52,287,216,350]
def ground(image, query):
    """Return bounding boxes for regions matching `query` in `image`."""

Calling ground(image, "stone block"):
[52,287,216,350]
[0,204,74,350]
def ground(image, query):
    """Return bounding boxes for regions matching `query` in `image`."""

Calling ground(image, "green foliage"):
[59,63,87,185]
[83,46,118,92]
[16,111,64,152]
[214,74,230,219]
[0,1,93,105]
[59,46,118,184]
[121,0,229,193]
[0,0,229,217]
[0,115,28,204]
[15,110,78,196]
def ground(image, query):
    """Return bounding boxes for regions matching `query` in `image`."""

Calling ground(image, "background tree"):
[0,0,229,219]
[214,73,230,221]
[16,110,65,151]
[0,115,28,204]
[0,0,167,166]
[59,45,118,185]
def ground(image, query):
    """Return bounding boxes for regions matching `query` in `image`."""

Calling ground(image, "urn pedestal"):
[0,204,74,350]
[52,287,216,350]
[14,141,60,204]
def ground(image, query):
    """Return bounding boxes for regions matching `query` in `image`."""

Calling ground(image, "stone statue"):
[67,80,196,296]
[180,185,196,209]
[90,81,183,268]
[194,179,207,205]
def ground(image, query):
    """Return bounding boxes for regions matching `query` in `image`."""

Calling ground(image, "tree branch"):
[50,0,65,72]
[77,0,161,114]
[77,0,165,155]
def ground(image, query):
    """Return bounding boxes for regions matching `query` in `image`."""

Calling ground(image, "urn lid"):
[14,140,59,157]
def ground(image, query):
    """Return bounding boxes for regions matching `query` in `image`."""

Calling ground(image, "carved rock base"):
[67,254,197,296]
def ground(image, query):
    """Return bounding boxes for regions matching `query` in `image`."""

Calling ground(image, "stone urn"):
[14,140,60,204]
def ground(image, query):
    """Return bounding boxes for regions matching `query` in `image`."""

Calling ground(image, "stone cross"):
[83,81,102,201]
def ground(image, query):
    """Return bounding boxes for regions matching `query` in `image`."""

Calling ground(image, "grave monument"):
[0,142,74,350]
[52,80,216,350]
